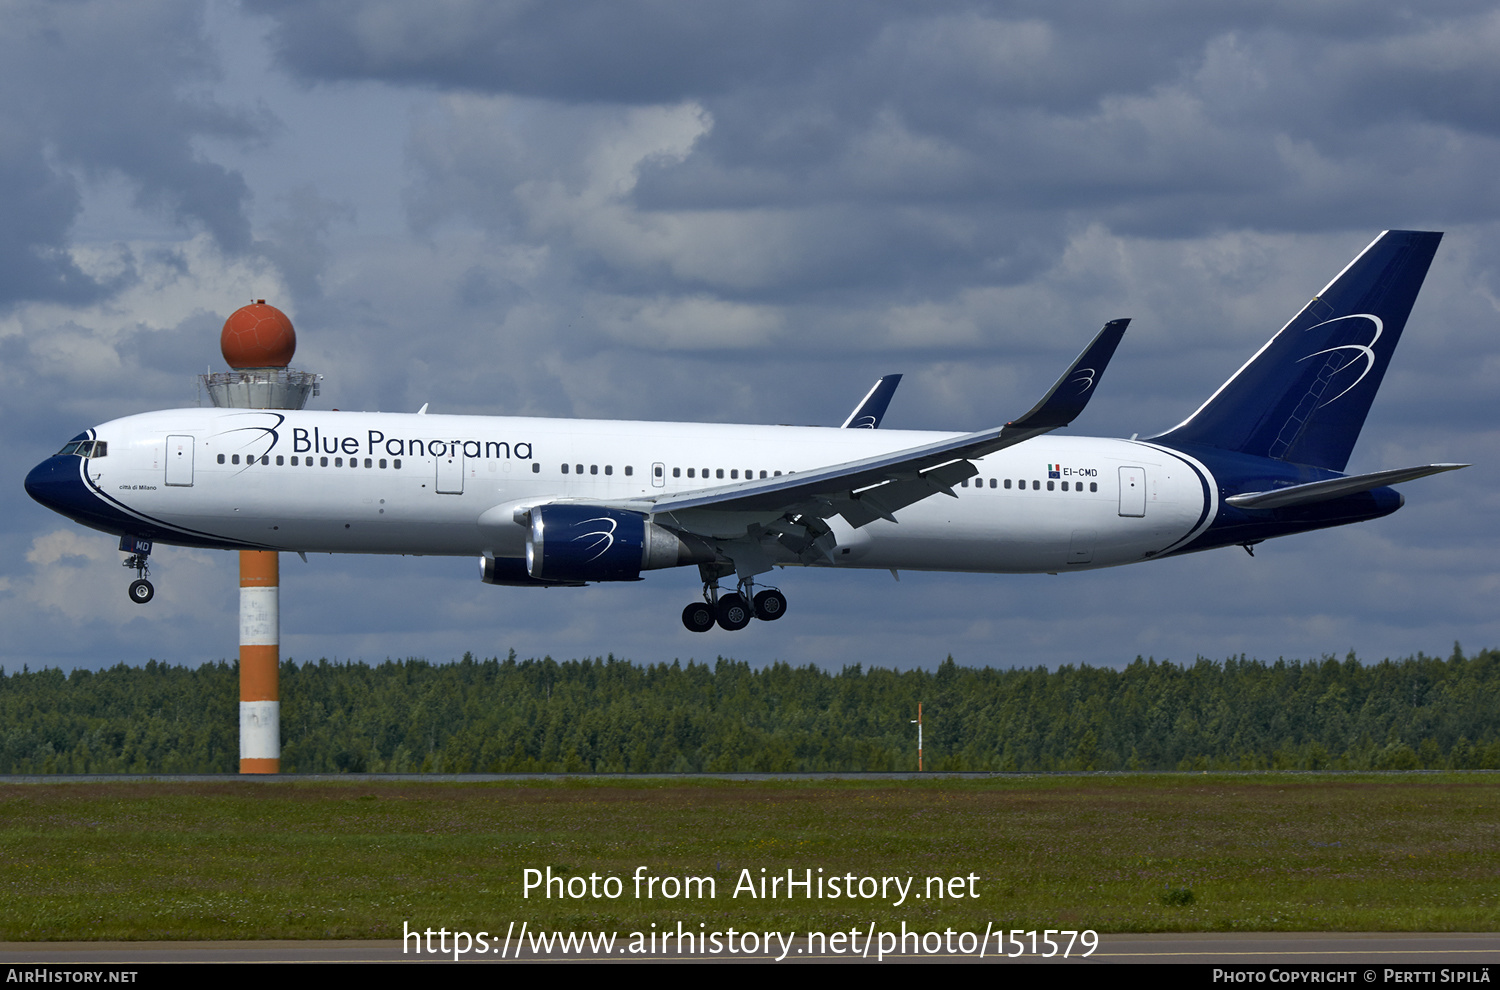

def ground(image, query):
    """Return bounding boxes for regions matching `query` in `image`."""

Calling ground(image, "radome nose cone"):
[25,456,84,515]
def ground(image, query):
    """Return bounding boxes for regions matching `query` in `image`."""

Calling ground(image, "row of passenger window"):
[961,477,1099,493]
[218,453,404,469]
[667,467,782,480]
[560,464,633,476]
[558,465,787,481]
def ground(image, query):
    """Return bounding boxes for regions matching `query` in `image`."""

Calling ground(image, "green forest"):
[2,646,1498,773]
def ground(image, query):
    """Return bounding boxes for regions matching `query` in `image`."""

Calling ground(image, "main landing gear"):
[681,569,788,633]
[120,535,154,604]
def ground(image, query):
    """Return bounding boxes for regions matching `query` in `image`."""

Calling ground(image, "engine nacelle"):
[480,553,584,587]
[523,505,714,583]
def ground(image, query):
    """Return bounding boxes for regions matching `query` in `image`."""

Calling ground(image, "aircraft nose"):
[25,456,89,517]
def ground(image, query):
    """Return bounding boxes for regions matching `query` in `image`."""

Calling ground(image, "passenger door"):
[1118,466,1145,517]
[165,435,194,487]
[436,448,464,494]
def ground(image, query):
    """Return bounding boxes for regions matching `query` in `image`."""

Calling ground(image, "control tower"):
[201,301,321,774]
[202,301,320,410]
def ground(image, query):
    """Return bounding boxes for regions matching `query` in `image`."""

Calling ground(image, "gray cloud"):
[0,0,264,308]
[251,0,1500,354]
[2,2,1495,675]
[251,0,891,103]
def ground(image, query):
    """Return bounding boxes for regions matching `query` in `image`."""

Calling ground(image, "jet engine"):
[520,505,714,583]
[479,553,584,587]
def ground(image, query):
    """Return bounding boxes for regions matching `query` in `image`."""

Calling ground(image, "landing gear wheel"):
[681,601,715,633]
[128,579,155,604]
[715,593,751,631]
[752,589,787,621]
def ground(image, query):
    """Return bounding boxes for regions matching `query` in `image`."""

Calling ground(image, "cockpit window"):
[54,440,107,458]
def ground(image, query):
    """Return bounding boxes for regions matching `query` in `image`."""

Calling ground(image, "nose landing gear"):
[128,574,154,603]
[120,535,154,604]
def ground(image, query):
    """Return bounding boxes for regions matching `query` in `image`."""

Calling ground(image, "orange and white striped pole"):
[911,703,923,771]
[239,550,280,773]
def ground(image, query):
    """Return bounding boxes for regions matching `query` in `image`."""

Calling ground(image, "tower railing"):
[200,368,321,411]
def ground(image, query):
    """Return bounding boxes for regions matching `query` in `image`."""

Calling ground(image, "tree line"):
[2,646,1497,773]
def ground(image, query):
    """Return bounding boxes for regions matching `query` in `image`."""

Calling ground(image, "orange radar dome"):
[221,300,296,369]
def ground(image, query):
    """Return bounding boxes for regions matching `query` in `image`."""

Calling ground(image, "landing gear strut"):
[120,536,154,604]
[680,564,788,632]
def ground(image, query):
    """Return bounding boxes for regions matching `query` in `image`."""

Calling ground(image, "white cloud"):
[592,294,784,350]
[7,529,228,636]
[3,3,1498,674]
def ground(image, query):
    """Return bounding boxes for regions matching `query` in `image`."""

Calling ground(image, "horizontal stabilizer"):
[1226,463,1467,510]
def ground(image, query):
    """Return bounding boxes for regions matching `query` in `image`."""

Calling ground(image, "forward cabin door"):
[436,448,465,494]
[165,435,194,487]
[1118,466,1145,517]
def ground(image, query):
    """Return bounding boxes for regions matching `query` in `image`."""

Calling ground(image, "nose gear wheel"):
[123,552,154,605]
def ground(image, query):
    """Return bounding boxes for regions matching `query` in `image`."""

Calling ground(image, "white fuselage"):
[80,408,1218,574]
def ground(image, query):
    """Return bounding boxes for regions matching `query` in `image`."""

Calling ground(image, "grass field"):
[1,774,1496,941]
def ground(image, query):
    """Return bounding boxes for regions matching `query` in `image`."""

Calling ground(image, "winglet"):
[643,320,1129,520]
[1000,319,1129,440]
[841,374,903,429]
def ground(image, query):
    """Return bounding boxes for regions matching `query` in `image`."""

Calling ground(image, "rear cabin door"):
[165,435,194,487]
[1118,466,1146,517]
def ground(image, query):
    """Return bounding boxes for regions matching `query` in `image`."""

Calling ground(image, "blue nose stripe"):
[24,454,272,551]
[25,456,132,535]
[25,456,90,515]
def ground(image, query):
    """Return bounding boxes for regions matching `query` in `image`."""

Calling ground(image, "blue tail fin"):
[1153,230,1442,471]
[842,374,902,429]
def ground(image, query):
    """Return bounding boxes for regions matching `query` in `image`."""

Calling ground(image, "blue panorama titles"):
[522,866,982,907]
[291,427,533,461]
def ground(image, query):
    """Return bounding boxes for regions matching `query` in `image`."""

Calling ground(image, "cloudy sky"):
[3,0,1496,674]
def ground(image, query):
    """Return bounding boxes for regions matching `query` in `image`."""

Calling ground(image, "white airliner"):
[26,230,1464,632]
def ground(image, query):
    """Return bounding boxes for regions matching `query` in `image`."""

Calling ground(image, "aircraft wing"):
[1225,463,1467,510]
[630,319,1129,530]
[841,374,902,428]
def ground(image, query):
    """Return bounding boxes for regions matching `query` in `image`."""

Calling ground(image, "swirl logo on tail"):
[1297,313,1383,407]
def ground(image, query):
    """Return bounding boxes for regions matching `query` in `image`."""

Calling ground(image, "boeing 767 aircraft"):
[25,230,1463,632]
